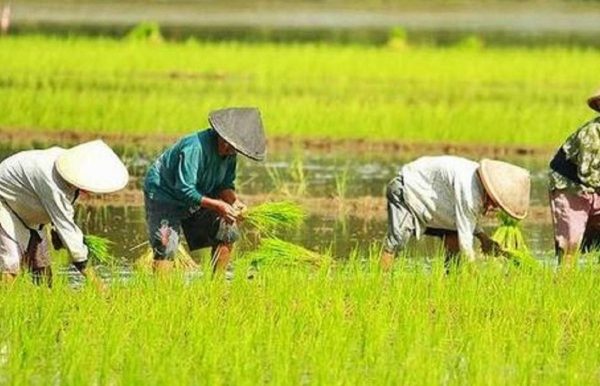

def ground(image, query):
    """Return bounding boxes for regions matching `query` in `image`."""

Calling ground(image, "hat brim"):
[210,124,266,162]
[208,107,267,162]
[55,140,129,193]
[478,161,527,220]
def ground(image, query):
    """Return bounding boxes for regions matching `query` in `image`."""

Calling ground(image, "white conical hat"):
[55,140,129,193]
[587,89,600,112]
[478,159,530,220]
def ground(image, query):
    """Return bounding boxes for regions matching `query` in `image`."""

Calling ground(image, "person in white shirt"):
[0,140,129,286]
[381,156,530,270]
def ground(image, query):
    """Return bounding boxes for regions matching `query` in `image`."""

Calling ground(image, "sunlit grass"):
[1,35,599,146]
[1,255,600,384]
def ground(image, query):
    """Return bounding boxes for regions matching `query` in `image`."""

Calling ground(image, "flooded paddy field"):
[60,147,559,265]
[4,8,600,382]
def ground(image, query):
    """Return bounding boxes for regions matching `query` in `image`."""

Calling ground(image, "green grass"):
[1,35,599,146]
[1,256,600,384]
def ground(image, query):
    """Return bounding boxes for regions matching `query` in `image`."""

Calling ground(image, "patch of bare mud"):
[0,128,554,158]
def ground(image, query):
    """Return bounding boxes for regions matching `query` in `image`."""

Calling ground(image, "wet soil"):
[0,127,554,158]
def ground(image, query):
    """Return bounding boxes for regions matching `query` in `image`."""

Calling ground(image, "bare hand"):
[215,201,238,224]
[232,200,248,219]
[481,237,502,255]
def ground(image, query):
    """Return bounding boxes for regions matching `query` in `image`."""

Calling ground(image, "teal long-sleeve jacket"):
[144,129,237,209]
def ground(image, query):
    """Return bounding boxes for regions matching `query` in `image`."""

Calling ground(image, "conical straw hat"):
[209,107,267,161]
[55,140,129,193]
[478,159,530,220]
[587,89,600,112]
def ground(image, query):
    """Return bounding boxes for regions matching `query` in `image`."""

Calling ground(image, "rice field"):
[3,21,600,385]
[1,35,599,146]
[2,257,600,385]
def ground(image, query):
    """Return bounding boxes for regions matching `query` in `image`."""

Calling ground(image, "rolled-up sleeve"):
[173,145,204,206]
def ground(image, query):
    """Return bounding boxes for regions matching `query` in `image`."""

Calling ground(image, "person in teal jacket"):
[144,107,267,274]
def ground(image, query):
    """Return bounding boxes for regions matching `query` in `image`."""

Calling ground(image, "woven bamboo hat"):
[55,140,129,193]
[478,159,530,220]
[209,107,266,161]
[587,89,600,112]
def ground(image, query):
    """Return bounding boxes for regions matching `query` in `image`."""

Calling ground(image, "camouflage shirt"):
[549,117,600,193]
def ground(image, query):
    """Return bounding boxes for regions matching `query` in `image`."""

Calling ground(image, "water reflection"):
[76,206,556,263]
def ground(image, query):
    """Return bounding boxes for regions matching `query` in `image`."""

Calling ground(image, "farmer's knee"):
[215,222,240,244]
[152,221,180,260]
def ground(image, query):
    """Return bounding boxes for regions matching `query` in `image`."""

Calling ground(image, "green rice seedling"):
[491,211,541,268]
[502,248,541,270]
[265,156,307,197]
[492,211,529,252]
[5,254,600,385]
[244,237,331,268]
[83,234,114,264]
[1,35,598,147]
[244,201,306,236]
[334,163,350,200]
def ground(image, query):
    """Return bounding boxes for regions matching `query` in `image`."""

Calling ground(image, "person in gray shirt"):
[381,156,530,270]
[0,140,128,286]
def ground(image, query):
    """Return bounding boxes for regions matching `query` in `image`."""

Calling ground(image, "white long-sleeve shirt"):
[0,147,88,262]
[400,156,485,258]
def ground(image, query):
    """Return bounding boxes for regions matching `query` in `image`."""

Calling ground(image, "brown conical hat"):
[208,107,267,161]
[478,159,530,220]
[587,89,600,112]
[55,140,129,193]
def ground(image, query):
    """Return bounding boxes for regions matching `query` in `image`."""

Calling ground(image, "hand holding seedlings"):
[478,233,503,255]
[206,199,238,224]
[233,200,248,220]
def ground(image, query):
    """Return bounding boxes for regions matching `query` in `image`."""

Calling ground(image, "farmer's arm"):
[216,156,238,205]
[218,189,237,205]
[453,181,478,260]
[38,184,105,289]
[37,179,88,263]
[172,145,205,206]
[475,231,501,254]
[217,157,246,214]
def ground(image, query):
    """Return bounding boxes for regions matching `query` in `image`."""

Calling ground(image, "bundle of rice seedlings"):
[491,211,540,269]
[245,237,331,268]
[135,244,198,272]
[244,201,306,236]
[491,211,529,252]
[83,235,114,265]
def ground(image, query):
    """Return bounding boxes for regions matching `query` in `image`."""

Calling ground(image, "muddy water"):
[75,152,557,264]
[77,206,556,266]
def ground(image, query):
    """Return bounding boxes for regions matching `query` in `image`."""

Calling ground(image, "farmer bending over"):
[0,140,129,286]
[144,107,266,274]
[381,156,530,270]
[549,89,600,266]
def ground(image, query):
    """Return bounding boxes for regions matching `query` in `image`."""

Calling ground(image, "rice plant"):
[244,200,306,236]
[244,237,332,268]
[2,257,600,385]
[1,35,596,146]
[491,211,540,268]
[83,234,114,264]
[491,211,529,252]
